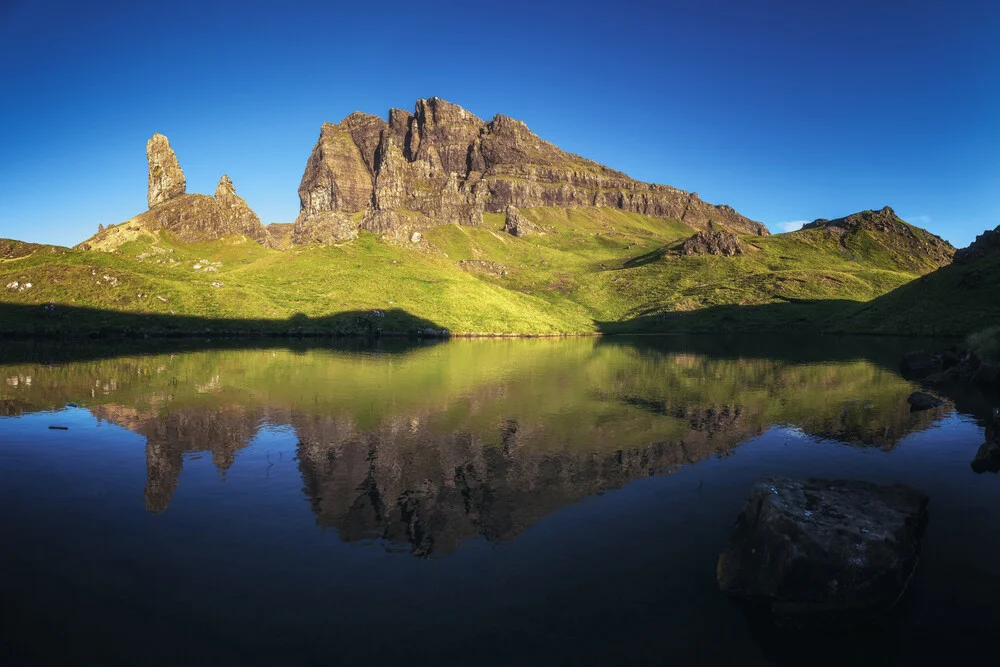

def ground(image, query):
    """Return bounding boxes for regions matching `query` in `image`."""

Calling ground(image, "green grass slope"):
[0,206,955,336]
[840,248,1000,336]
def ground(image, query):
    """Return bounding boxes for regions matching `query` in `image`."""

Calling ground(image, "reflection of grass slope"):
[0,206,951,335]
[0,339,935,452]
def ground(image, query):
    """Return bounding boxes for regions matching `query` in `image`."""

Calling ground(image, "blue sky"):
[1,0,997,247]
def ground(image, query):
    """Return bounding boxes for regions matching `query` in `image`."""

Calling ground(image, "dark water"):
[0,336,997,666]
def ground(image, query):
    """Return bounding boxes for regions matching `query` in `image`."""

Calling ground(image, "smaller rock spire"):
[146,133,186,208]
[215,174,235,199]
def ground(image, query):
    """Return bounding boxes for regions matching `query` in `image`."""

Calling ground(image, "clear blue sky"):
[1,0,997,247]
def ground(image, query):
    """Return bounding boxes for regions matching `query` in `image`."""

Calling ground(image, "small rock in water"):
[907,391,945,411]
[717,476,928,628]
[48,426,69,431]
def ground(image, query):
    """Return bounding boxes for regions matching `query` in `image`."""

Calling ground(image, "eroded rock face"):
[146,133,186,208]
[298,122,374,217]
[89,139,274,249]
[292,211,358,244]
[214,175,273,247]
[294,97,768,243]
[679,229,743,256]
[502,205,536,237]
[717,476,928,628]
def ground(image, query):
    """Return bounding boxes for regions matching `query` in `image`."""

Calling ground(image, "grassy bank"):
[0,206,966,337]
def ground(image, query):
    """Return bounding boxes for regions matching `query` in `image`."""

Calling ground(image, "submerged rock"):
[907,391,945,411]
[717,476,928,628]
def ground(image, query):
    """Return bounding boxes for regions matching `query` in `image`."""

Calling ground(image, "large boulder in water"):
[971,409,1000,474]
[907,391,945,411]
[717,476,928,627]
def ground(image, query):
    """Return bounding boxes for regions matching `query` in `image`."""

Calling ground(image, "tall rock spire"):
[146,133,186,208]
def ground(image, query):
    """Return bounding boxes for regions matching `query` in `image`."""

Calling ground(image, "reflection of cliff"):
[295,413,761,557]
[0,341,962,538]
[93,404,268,512]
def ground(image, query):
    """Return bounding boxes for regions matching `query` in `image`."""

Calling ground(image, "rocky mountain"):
[801,205,954,272]
[79,134,274,250]
[293,97,769,242]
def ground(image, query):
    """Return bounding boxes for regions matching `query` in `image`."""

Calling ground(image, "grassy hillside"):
[840,248,1000,336]
[0,206,957,336]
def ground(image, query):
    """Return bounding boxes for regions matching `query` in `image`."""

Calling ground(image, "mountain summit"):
[293,97,769,243]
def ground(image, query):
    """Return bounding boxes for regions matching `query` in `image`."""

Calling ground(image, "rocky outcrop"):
[954,225,1000,264]
[679,230,743,256]
[146,133,186,208]
[83,135,274,249]
[213,175,273,246]
[717,476,929,627]
[802,206,954,269]
[294,97,768,243]
[292,211,358,244]
[502,205,537,237]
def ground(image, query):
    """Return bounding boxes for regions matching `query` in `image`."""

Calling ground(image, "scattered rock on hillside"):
[146,133,186,208]
[502,205,537,237]
[717,476,928,627]
[292,211,359,244]
[680,230,743,256]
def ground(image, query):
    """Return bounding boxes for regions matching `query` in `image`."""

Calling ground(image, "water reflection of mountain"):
[0,339,951,554]
[294,413,761,556]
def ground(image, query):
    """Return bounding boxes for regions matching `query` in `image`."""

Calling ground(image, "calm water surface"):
[0,336,998,666]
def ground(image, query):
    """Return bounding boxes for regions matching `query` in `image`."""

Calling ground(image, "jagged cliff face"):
[82,135,274,249]
[146,133,186,207]
[294,97,768,241]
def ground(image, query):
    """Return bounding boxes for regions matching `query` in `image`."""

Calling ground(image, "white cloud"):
[776,220,808,233]
[909,215,932,225]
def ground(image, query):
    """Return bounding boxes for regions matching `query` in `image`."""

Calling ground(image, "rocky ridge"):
[294,97,769,242]
[803,206,954,267]
[954,224,1000,264]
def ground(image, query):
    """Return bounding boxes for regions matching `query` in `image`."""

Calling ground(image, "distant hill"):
[0,97,964,337]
